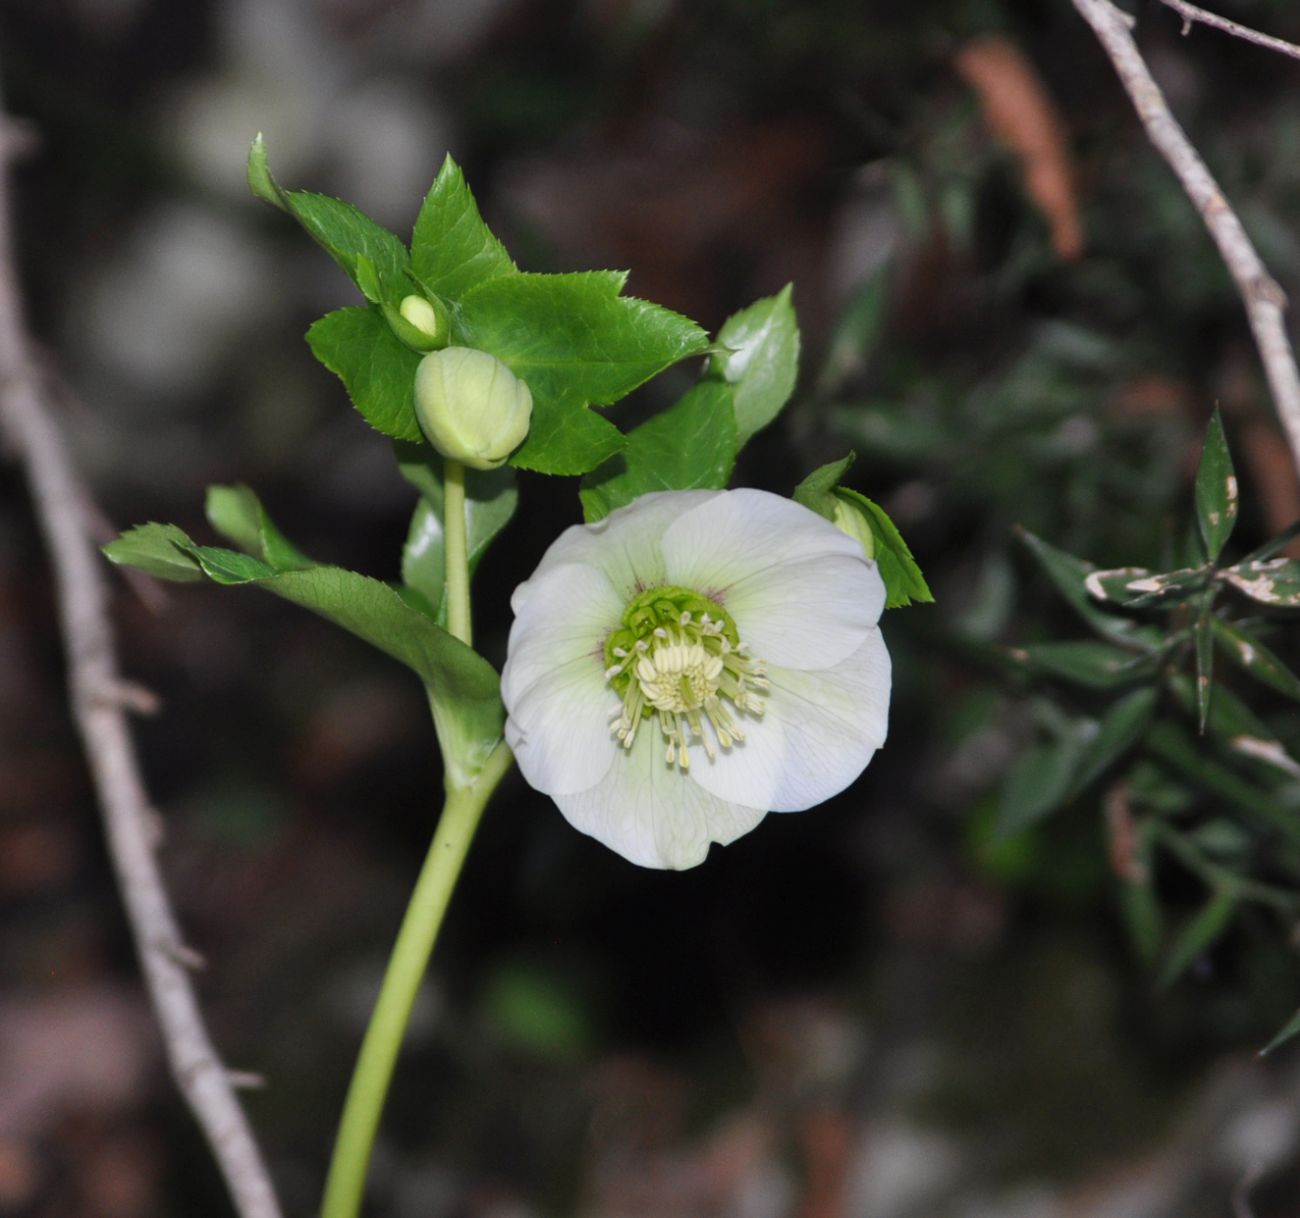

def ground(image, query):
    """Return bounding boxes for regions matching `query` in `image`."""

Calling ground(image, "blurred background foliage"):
[5,1,1300,1215]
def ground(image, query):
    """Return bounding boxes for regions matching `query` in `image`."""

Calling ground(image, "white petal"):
[660,489,883,668]
[554,727,766,870]
[685,705,788,809]
[765,628,891,811]
[501,562,623,796]
[514,490,722,614]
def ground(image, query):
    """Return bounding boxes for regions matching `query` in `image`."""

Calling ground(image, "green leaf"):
[1084,564,1209,609]
[579,382,738,522]
[1157,888,1236,988]
[103,523,206,582]
[996,725,1088,837]
[108,512,504,784]
[792,454,855,521]
[395,443,518,622]
[1221,557,1300,607]
[832,488,932,609]
[1212,618,1300,704]
[205,484,313,571]
[1194,409,1237,563]
[791,458,931,609]
[306,307,423,442]
[1068,687,1157,797]
[707,284,800,446]
[817,265,890,393]
[1194,595,1215,732]
[1007,640,1157,689]
[1017,530,1148,647]
[1261,1006,1300,1056]
[457,272,709,475]
[410,154,518,299]
[1146,721,1300,846]
[248,137,410,303]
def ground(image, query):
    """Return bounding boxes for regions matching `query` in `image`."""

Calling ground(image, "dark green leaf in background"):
[578,382,738,522]
[1193,410,1237,563]
[1212,618,1300,704]
[1221,558,1300,607]
[706,284,800,446]
[306,307,423,442]
[1017,530,1148,646]
[1157,888,1237,989]
[1067,687,1158,798]
[1007,640,1158,689]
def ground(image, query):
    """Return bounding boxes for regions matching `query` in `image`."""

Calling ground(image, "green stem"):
[319,741,514,1218]
[443,458,471,647]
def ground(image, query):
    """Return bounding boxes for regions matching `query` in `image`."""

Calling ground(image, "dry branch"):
[1157,0,1300,62]
[1071,0,1300,480]
[0,123,283,1218]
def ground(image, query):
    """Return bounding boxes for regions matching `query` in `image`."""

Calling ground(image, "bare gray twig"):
[0,122,283,1218]
[1158,0,1300,62]
[1071,0,1300,480]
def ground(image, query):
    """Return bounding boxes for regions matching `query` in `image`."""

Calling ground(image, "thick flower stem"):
[443,458,472,647]
[318,740,514,1218]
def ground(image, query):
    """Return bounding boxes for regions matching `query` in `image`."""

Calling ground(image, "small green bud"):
[831,492,876,559]
[414,347,532,470]
[400,294,441,340]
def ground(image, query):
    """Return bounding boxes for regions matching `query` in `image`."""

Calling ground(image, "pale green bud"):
[831,492,876,559]
[400,294,441,340]
[414,347,532,470]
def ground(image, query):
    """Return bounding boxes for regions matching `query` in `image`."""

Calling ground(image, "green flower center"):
[604,585,768,771]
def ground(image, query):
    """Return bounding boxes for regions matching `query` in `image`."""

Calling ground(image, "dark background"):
[5,1,1300,1215]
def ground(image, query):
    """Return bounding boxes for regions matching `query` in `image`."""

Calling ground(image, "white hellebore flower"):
[501,489,891,870]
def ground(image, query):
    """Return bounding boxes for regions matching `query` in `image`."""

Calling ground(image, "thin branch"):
[1071,0,1300,481]
[0,126,283,1218]
[1157,0,1300,63]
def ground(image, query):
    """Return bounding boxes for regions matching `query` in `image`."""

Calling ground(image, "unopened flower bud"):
[400,295,441,340]
[831,493,876,559]
[414,347,532,470]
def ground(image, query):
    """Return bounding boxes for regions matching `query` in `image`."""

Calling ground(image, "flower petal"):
[514,490,722,614]
[765,628,891,811]
[684,705,788,809]
[554,727,767,869]
[660,489,883,668]
[502,562,623,796]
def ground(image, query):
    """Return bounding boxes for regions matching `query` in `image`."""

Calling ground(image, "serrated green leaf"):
[1068,687,1157,797]
[111,511,504,783]
[1221,557,1300,607]
[205,484,312,571]
[394,444,518,622]
[707,285,799,446]
[411,154,518,299]
[457,272,709,475]
[792,454,855,521]
[1194,409,1237,562]
[1157,888,1236,989]
[1212,618,1300,704]
[306,306,423,442]
[579,383,737,522]
[1007,640,1157,689]
[833,489,932,609]
[103,523,206,582]
[248,138,410,303]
